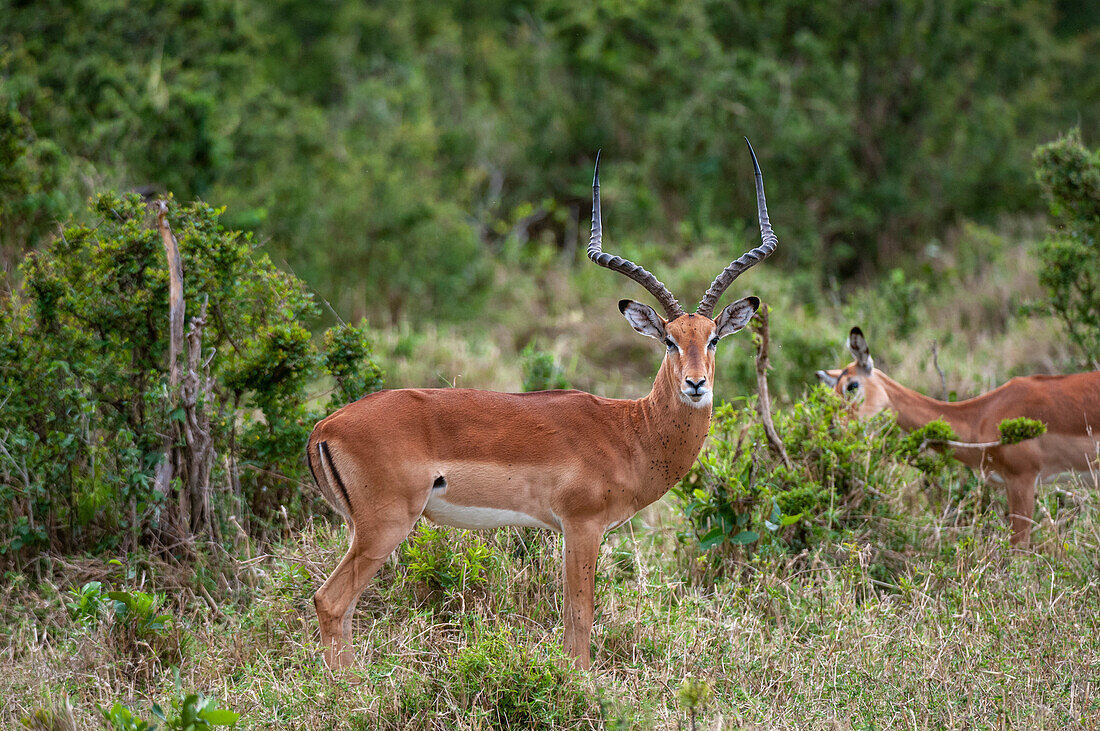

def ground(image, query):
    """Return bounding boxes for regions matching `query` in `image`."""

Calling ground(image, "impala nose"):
[684,377,708,401]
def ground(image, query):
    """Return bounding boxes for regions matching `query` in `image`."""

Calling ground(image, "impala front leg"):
[1005,470,1039,547]
[561,521,603,670]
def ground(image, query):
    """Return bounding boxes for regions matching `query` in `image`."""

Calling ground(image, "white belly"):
[422,494,557,531]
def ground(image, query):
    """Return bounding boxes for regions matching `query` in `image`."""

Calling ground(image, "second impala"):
[307,140,780,669]
[819,327,1100,546]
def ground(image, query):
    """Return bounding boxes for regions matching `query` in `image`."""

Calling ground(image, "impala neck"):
[876,371,986,443]
[631,355,714,504]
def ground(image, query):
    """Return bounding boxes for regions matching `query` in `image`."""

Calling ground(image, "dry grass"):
[3,484,1099,729]
[4,222,1096,729]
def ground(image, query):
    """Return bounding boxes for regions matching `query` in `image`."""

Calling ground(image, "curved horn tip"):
[593,149,601,186]
[744,137,762,173]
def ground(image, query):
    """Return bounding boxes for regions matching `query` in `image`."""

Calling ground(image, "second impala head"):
[619,296,760,407]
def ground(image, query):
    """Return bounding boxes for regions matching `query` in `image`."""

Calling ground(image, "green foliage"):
[900,419,959,455]
[394,621,595,728]
[674,388,917,556]
[107,589,172,642]
[677,676,713,731]
[0,193,385,561]
[899,419,960,474]
[520,342,571,392]
[2,0,1095,308]
[150,694,239,730]
[322,321,385,409]
[99,702,155,731]
[66,581,108,626]
[99,693,239,731]
[403,525,497,597]
[998,417,1047,445]
[1032,130,1100,368]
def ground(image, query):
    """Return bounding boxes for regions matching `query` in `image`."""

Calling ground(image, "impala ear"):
[848,327,874,374]
[816,369,840,387]
[714,296,760,339]
[619,299,666,341]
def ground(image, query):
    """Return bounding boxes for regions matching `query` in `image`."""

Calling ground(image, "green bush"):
[0,193,384,563]
[402,524,498,599]
[99,692,239,731]
[998,417,1047,445]
[520,342,571,392]
[674,387,921,557]
[1032,130,1100,369]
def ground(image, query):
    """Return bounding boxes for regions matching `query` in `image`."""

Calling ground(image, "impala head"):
[619,297,760,406]
[816,327,891,416]
[588,139,776,407]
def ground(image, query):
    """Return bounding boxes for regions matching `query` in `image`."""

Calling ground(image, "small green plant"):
[900,418,959,455]
[677,676,713,731]
[520,342,570,392]
[108,589,172,640]
[403,525,497,596]
[98,692,239,730]
[392,621,595,728]
[997,417,1047,445]
[99,702,155,731]
[151,693,239,730]
[66,581,108,626]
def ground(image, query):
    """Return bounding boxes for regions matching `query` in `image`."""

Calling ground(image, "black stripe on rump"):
[319,440,353,512]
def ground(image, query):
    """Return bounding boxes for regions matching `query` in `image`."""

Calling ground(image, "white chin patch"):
[681,390,712,408]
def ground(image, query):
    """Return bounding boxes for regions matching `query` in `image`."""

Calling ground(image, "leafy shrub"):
[998,417,1047,445]
[99,692,238,730]
[1032,130,1100,369]
[66,581,108,627]
[674,387,920,557]
[520,342,570,392]
[0,193,385,562]
[107,589,173,643]
[402,525,498,599]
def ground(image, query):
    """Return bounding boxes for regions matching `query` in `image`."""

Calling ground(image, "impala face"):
[816,327,891,416]
[620,297,760,407]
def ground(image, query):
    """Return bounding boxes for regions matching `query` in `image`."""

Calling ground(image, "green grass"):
[3,487,1099,729]
[4,221,1097,729]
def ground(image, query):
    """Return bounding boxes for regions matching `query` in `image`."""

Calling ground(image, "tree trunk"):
[752,304,792,470]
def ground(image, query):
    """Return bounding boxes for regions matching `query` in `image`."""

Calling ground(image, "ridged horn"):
[695,138,779,318]
[587,151,685,320]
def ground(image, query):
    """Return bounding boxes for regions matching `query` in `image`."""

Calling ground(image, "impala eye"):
[846,380,860,392]
[708,337,720,349]
[664,338,678,352]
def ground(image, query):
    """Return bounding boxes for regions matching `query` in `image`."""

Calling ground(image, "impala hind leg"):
[1005,471,1039,547]
[561,522,603,670]
[315,514,419,669]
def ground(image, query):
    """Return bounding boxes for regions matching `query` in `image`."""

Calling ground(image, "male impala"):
[307,140,779,669]
[818,327,1100,545]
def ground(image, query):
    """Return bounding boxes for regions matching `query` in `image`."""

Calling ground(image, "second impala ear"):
[816,369,840,387]
[848,327,874,374]
[714,296,760,339]
[619,299,667,341]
